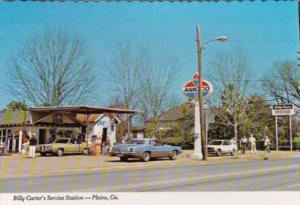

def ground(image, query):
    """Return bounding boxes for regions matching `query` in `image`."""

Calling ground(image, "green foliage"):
[293,137,300,147]
[154,102,194,149]
[6,100,28,111]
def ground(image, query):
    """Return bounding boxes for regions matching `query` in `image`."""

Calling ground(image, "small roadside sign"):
[272,104,295,116]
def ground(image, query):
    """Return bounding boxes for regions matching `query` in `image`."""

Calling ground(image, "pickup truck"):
[36,138,88,156]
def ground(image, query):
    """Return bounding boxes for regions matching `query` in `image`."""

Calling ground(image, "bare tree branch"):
[262,60,300,108]
[8,27,96,106]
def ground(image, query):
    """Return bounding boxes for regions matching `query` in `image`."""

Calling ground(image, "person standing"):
[29,134,37,158]
[264,136,271,154]
[249,133,257,154]
[241,136,248,155]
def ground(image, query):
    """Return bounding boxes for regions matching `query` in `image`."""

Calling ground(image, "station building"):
[0,106,138,153]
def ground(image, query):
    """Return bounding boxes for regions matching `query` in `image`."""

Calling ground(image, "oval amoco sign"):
[183,72,213,99]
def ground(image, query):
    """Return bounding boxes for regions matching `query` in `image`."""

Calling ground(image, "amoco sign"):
[183,72,213,99]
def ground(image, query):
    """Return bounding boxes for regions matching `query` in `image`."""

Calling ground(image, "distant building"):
[77,113,121,147]
[155,103,193,132]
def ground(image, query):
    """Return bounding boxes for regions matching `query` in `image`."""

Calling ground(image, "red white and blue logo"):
[183,72,213,99]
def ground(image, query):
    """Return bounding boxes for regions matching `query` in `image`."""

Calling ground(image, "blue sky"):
[0,1,298,109]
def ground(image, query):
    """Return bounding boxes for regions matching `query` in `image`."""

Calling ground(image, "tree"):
[214,84,249,141]
[104,44,142,109]
[105,44,179,138]
[262,60,300,108]
[241,94,273,142]
[6,100,28,111]
[138,53,178,138]
[209,51,251,141]
[8,27,96,106]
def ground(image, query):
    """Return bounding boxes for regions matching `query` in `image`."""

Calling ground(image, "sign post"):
[275,115,278,151]
[289,115,293,151]
[183,72,213,159]
[272,104,295,151]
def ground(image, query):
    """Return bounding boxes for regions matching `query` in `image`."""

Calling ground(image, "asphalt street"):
[1,158,299,192]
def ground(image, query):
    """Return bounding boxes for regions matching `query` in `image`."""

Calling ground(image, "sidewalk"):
[1,150,299,179]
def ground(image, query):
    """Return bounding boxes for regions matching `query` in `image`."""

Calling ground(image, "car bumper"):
[111,152,143,158]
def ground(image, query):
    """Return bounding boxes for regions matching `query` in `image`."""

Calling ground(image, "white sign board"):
[272,104,295,116]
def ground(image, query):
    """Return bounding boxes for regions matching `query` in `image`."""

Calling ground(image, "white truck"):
[207,140,237,156]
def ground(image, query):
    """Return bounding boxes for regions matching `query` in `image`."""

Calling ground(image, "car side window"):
[149,140,155,145]
[223,141,231,145]
[70,139,76,144]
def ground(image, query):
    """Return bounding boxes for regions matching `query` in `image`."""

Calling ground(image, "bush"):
[293,137,300,150]
[157,135,194,149]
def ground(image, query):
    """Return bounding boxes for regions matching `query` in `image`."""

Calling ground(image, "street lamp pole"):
[196,26,207,160]
[195,26,228,160]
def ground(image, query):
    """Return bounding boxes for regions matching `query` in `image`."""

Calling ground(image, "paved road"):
[1,158,299,192]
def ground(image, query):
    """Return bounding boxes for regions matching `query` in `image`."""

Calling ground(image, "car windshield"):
[126,140,145,145]
[54,139,69,144]
[209,140,222,145]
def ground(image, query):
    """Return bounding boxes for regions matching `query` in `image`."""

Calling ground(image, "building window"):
[111,125,115,132]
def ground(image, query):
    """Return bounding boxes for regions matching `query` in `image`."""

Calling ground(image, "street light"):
[196,26,227,160]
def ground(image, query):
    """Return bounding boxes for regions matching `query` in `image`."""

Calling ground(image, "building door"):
[102,128,107,143]
[38,129,46,144]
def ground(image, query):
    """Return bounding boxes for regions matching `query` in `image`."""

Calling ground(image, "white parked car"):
[207,140,237,156]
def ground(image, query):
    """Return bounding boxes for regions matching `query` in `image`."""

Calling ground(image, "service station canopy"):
[29,106,140,115]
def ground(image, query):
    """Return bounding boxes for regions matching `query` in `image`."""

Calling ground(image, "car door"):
[151,141,165,157]
[69,139,80,153]
[223,141,231,153]
[78,139,86,152]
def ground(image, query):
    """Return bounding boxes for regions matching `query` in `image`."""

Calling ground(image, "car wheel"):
[120,157,128,162]
[57,149,64,157]
[216,149,221,157]
[169,150,177,160]
[82,149,88,155]
[231,149,235,156]
[40,152,46,156]
[141,152,150,162]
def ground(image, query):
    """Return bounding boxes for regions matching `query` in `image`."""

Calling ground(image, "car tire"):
[40,152,46,156]
[169,150,177,160]
[82,149,88,155]
[57,149,64,157]
[216,149,221,157]
[141,152,150,162]
[120,157,128,162]
[231,149,235,156]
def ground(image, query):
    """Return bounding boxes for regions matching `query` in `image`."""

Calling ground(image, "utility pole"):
[196,26,207,160]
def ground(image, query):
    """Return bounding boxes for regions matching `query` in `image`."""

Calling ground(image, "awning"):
[0,110,30,127]
[29,105,140,115]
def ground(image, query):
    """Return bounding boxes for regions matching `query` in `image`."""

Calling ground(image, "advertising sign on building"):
[183,72,213,99]
[272,104,295,116]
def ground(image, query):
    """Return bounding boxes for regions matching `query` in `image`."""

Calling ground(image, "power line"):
[230,40,298,44]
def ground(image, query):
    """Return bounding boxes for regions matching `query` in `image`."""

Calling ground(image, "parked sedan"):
[110,138,182,162]
[36,138,88,156]
[207,140,237,156]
